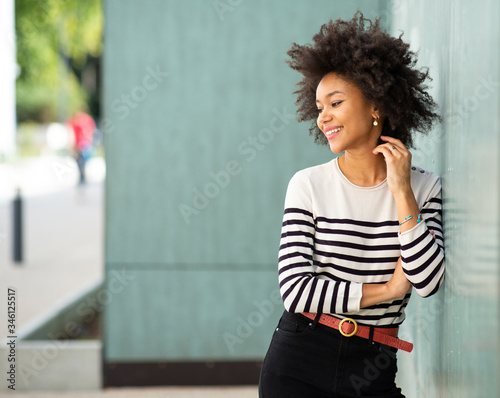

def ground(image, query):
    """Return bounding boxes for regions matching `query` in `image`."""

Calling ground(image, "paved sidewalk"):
[0,160,104,332]
[0,155,106,202]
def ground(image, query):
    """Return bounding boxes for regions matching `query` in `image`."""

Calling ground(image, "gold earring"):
[373,118,379,126]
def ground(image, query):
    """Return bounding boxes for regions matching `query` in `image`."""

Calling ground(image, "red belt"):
[301,312,413,353]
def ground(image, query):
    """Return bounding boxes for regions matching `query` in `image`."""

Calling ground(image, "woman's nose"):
[318,109,332,125]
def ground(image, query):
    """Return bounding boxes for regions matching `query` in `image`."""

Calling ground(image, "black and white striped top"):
[278,157,445,327]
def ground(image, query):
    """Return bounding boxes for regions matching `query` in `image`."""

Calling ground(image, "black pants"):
[259,311,405,398]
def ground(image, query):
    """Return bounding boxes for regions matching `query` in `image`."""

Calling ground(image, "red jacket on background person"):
[68,112,96,157]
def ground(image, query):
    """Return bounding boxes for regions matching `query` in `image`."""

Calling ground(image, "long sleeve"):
[278,172,363,314]
[399,174,445,297]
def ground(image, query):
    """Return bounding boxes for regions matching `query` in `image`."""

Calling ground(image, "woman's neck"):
[338,152,387,187]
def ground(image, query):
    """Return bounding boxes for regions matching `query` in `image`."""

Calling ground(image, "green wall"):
[390,1,500,397]
[103,0,387,362]
[103,0,500,395]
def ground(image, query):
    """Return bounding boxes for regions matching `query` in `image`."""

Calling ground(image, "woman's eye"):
[317,101,342,114]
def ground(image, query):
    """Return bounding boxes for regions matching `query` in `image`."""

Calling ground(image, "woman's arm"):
[373,135,445,298]
[278,172,364,314]
[396,177,445,297]
[360,257,410,308]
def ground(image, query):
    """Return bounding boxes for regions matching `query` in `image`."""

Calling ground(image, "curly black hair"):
[286,11,441,148]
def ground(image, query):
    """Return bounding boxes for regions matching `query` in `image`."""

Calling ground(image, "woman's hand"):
[373,135,412,196]
[360,257,411,308]
[386,257,411,299]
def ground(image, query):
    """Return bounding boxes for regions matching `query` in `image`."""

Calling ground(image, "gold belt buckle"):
[339,318,358,337]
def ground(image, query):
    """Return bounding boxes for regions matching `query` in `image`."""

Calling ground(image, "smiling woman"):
[286,10,440,150]
[316,74,380,162]
[258,11,445,398]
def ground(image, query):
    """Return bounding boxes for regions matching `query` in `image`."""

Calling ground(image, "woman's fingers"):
[373,136,413,196]
[376,137,412,163]
[373,144,402,160]
[380,135,406,149]
[372,145,392,160]
[380,135,407,152]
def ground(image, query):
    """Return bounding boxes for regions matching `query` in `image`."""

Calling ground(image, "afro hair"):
[286,10,441,148]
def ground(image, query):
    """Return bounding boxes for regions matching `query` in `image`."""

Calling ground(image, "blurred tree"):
[15,0,102,123]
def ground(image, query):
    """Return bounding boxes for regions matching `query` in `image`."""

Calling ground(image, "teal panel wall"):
[104,0,500,393]
[103,0,388,362]
[389,1,500,397]
[104,267,281,360]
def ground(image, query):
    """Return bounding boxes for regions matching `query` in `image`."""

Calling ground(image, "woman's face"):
[316,72,379,154]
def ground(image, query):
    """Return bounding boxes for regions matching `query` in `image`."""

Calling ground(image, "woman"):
[259,11,445,398]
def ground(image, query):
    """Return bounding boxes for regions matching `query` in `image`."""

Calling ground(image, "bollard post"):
[13,187,23,263]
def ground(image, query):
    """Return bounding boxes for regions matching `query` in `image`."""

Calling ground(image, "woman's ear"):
[371,103,381,120]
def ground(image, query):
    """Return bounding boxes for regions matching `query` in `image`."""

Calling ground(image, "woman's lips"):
[325,126,343,140]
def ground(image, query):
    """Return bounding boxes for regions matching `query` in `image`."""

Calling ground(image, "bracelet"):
[399,213,421,226]
[399,215,412,226]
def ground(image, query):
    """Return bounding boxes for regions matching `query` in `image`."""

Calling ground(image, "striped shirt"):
[278,157,445,326]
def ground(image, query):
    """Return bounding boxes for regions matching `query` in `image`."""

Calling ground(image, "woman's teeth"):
[326,127,343,137]
[328,127,343,134]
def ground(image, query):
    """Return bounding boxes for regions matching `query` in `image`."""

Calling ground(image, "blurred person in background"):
[67,110,96,185]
